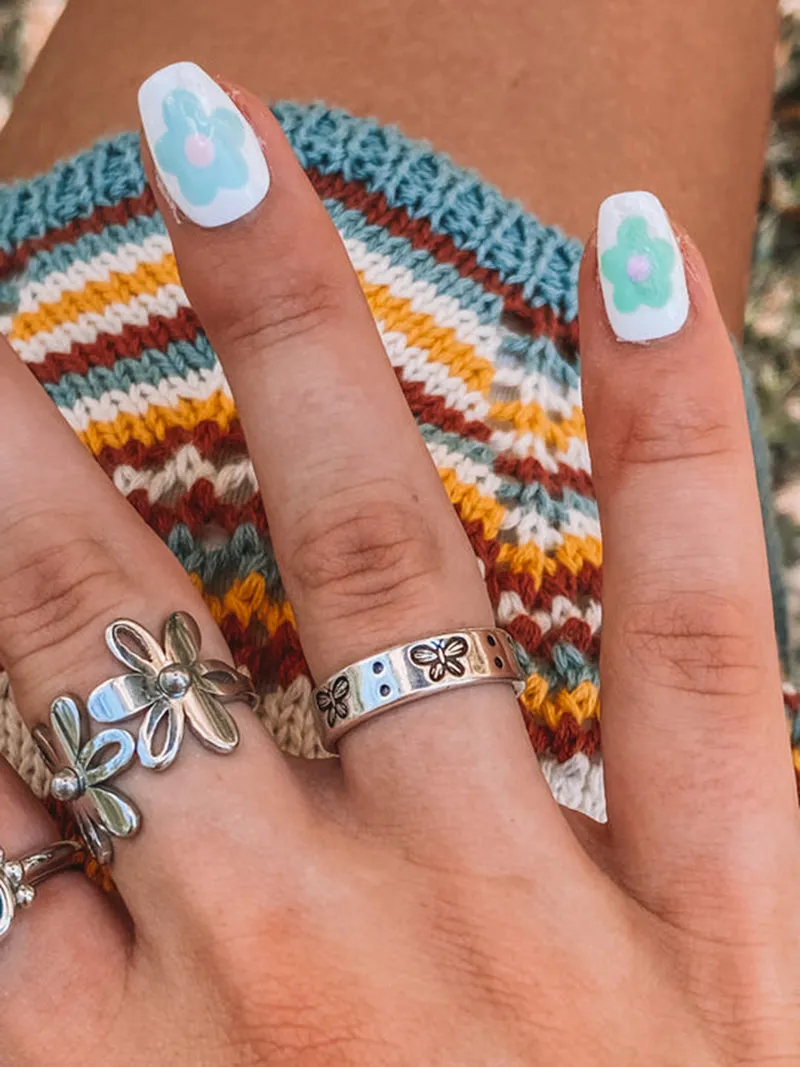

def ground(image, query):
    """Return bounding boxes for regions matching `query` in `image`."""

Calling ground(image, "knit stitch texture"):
[0,102,797,818]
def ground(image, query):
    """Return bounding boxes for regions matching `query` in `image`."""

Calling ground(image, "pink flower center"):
[183,132,216,168]
[626,253,652,284]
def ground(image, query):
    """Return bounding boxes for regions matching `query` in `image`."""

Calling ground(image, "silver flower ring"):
[32,612,255,864]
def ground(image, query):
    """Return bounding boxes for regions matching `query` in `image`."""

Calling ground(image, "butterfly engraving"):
[87,612,252,770]
[33,696,140,865]
[409,636,469,683]
[315,676,351,728]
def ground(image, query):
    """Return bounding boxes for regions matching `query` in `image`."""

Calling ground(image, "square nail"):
[138,61,270,228]
[597,191,689,343]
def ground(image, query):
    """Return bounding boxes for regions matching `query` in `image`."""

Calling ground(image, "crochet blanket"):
[0,103,797,819]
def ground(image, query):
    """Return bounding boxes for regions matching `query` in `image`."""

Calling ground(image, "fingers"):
[0,330,298,909]
[578,192,798,913]
[138,63,568,841]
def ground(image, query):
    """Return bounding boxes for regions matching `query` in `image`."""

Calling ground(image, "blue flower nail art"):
[599,215,675,314]
[154,88,248,207]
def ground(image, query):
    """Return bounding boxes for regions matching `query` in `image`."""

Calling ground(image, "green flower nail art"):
[600,215,674,314]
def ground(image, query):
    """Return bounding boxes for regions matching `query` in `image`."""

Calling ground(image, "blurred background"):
[1,0,799,669]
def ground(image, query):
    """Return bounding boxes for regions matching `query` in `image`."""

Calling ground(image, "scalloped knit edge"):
[0,101,582,320]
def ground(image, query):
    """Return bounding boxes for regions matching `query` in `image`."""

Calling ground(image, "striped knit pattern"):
[0,103,797,814]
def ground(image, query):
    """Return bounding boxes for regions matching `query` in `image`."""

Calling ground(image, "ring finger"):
[0,753,128,1046]
[0,329,301,911]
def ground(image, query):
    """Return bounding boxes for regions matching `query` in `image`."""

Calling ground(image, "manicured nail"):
[138,61,270,228]
[597,191,688,343]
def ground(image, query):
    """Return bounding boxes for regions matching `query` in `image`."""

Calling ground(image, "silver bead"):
[50,768,83,801]
[3,860,23,887]
[14,884,35,908]
[157,665,192,699]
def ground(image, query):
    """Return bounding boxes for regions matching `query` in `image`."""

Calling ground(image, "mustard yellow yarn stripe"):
[11,260,492,402]
[194,565,594,650]
[521,674,600,728]
[17,258,587,454]
[78,391,595,586]
[191,572,297,634]
[80,399,600,591]
[9,254,181,340]
[78,391,237,454]
[438,466,506,540]
[497,535,603,581]
[488,400,586,446]
[360,278,495,393]
[439,468,601,583]
[363,279,585,447]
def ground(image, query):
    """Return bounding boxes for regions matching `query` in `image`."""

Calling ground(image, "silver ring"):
[0,841,82,941]
[312,627,524,751]
[32,612,255,864]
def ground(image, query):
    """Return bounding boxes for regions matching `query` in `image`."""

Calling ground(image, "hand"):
[0,71,798,1066]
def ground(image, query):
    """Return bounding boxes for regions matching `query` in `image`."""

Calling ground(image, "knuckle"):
[233,984,385,1067]
[0,513,139,675]
[287,484,444,641]
[620,590,766,700]
[608,388,739,480]
[216,269,349,357]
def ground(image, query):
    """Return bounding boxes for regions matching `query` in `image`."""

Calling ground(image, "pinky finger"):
[0,746,128,1047]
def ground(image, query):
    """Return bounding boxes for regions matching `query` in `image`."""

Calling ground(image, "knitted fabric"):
[0,103,797,820]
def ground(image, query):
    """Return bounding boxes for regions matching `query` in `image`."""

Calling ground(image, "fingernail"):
[138,61,270,228]
[597,191,689,343]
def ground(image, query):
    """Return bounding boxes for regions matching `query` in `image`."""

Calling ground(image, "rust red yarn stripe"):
[0,189,158,277]
[27,306,203,386]
[308,169,579,351]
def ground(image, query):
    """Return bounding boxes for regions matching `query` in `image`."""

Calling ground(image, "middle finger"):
[139,66,568,841]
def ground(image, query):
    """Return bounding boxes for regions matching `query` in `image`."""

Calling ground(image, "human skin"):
[0,0,777,333]
[0,75,797,1065]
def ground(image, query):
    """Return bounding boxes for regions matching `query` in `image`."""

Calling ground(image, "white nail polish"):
[138,61,270,228]
[596,191,688,343]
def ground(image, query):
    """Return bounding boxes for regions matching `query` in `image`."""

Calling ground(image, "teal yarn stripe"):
[275,102,582,319]
[43,332,218,408]
[167,523,285,600]
[513,638,599,692]
[416,423,597,518]
[326,199,504,325]
[22,209,168,284]
[1,104,581,319]
[0,133,145,253]
[498,331,581,391]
